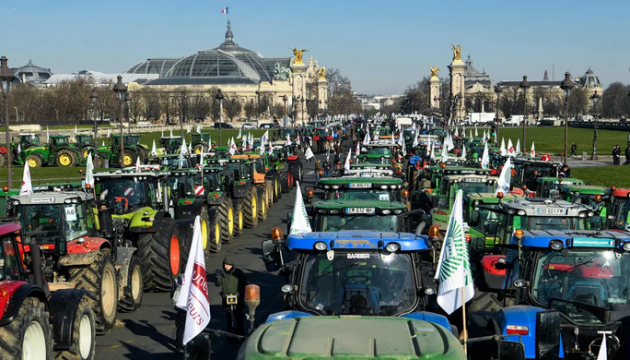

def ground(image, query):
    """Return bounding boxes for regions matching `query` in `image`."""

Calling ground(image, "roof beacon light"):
[514,229,524,240]
[271,227,283,241]
[306,190,314,197]
[428,225,441,241]
[497,192,504,199]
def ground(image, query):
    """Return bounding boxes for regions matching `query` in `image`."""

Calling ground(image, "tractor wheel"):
[137,147,149,163]
[411,170,419,191]
[122,149,137,167]
[290,164,301,184]
[55,149,77,167]
[233,200,245,236]
[208,212,222,253]
[273,176,281,202]
[26,154,43,168]
[118,255,143,313]
[0,151,6,167]
[258,187,268,222]
[217,201,234,244]
[80,146,94,161]
[138,217,181,291]
[193,144,204,154]
[0,297,52,360]
[68,250,118,335]
[266,180,274,206]
[55,296,96,360]
[243,186,259,228]
[280,171,290,193]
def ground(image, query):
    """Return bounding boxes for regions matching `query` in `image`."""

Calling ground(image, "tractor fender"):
[232,179,252,199]
[0,282,47,326]
[48,288,90,349]
[497,305,563,359]
[400,311,454,335]
[175,198,205,224]
[206,192,226,206]
[58,237,111,266]
[115,246,138,298]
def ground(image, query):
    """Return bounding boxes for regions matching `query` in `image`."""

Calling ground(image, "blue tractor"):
[477,229,630,360]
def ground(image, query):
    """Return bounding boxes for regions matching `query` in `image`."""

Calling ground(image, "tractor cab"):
[94,170,168,214]
[165,169,198,201]
[190,133,211,154]
[17,133,40,148]
[514,159,562,190]
[347,164,395,177]
[50,135,70,147]
[312,177,406,204]
[209,146,230,159]
[303,200,410,234]
[153,153,195,169]
[536,177,583,198]
[75,134,94,147]
[159,136,183,155]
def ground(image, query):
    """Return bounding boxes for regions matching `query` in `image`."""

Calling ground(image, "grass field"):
[571,166,630,188]
[0,166,108,188]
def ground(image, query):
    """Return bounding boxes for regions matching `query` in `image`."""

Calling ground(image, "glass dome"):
[124,58,180,78]
[579,68,601,88]
[11,60,53,85]
[165,50,261,82]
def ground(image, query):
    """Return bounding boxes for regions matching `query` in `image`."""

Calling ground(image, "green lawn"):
[0,166,108,188]
[571,166,630,188]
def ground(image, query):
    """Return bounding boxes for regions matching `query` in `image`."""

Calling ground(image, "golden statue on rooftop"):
[291,48,308,64]
[430,66,440,78]
[318,67,326,80]
[451,44,462,61]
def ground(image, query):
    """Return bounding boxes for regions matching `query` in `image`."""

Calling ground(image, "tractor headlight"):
[517,210,526,216]
[385,243,400,252]
[549,240,563,251]
[578,211,587,218]
[381,210,391,215]
[424,287,435,295]
[332,185,339,189]
[394,209,403,214]
[314,242,327,251]
[623,242,630,252]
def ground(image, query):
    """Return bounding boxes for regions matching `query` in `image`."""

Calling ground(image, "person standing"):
[323,157,331,177]
[625,144,630,165]
[570,142,577,157]
[315,158,321,182]
[215,256,248,336]
[613,145,621,165]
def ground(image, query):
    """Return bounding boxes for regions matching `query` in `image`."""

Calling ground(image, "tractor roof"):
[94,170,169,179]
[0,222,21,237]
[612,189,630,198]
[560,184,606,194]
[515,229,630,250]
[49,135,68,139]
[318,176,402,187]
[313,199,407,210]
[536,177,583,185]
[467,192,522,204]
[442,167,491,176]
[11,191,93,204]
[160,136,182,140]
[287,230,429,252]
[501,197,594,216]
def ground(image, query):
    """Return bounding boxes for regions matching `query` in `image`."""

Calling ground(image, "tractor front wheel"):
[258,187,268,222]
[218,201,234,244]
[233,200,245,236]
[118,254,143,313]
[138,218,181,291]
[55,149,77,167]
[26,154,43,168]
[55,296,96,360]
[280,171,290,193]
[243,186,258,228]
[0,297,52,360]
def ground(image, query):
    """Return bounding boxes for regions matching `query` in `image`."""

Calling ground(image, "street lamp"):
[113,75,128,166]
[519,75,530,148]
[282,95,288,126]
[301,97,305,125]
[455,93,463,126]
[255,90,260,126]
[590,90,600,160]
[90,88,99,159]
[494,85,502,146]
[560,72,574,165]
[0,56,14,186]
[215,89,224,145]
[125,93,132,134]
[180,94,187,138]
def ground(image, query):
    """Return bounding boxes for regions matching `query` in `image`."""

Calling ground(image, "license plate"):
[536,208,567,215]
[349,183,372,188]
[346,208,375,214]
[464,178,483,182]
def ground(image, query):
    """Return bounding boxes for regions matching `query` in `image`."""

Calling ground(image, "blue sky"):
[3,0,629,94]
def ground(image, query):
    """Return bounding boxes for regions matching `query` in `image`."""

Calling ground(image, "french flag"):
[221,7,228,14]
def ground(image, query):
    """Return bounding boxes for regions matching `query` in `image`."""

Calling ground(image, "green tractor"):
[1,133,41,166]
[200,166,237,245]
[535,176,583,198]
[190,133,212,154]
[269,144,296,194]
[75,133,95,161]
[23,135,81,168]
[99,134,149,166]
[159,136,183,155]
[93,170,182,291]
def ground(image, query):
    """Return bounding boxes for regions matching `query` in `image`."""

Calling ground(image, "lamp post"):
[90,88,99,159]
[0,56,14,186]
[560,72,574,165]
[113,75,127,166]
[519,76,530,148]
[455,93,463,126]
[255,90,260,126]
[282,95,288,126]
[301,97,305,125]
[494,85,502,146]
[215,89,224,146]
[125,93,132,134]
[180,94,187,138]
[590,90,600,160]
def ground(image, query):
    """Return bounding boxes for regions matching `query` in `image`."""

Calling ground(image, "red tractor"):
[0,222,96,360]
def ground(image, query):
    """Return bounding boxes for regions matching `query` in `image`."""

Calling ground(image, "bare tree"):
[602,82,628,118]
[243,101,256,119]
[223,95,242,121]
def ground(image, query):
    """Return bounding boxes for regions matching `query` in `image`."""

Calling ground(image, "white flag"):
[135,157,141,173]
[363,132,370,145]
[17,143,21,154]
[374,131,379,141]
[181,138,188,155]
[151,140,157,156]
[481,143,489,169]
[496,158,512,195]
[597,334,607,360]
[176,216,211,344]
[107,128,111,138]
[412,131,419,148]
[242,135,248,151]
[238,128,242,139]
[286,134,291,146]
[47,126,50,143]
[441,143,448,162]
[262,130,269,143]
[430,142,435,161]
[500,138,507,156]
[507,139,515,155]
[20,161,33,196]
[434,190,474,315]
[196,125,201,134]
[469,129,473,140]
[475,126,478,137]
[102,141,105,146]
[74,125,77,134]
[268,140,273,156]
[344,149,352,171]
[454,127,459,137]
[229,137,237,155]
[85,154,94,187]
[397,130,404,146]
[530,142,536,158]
[460,144,466,159]
[187,126,191,134]
[516,139,521,154]
[170,129,174,137]
[355,141,360,159]
[481,132,486,144]
[289,181,312,234]
[305,147,314,160]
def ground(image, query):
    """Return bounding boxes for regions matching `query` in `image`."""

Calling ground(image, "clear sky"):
[3,0,629,95]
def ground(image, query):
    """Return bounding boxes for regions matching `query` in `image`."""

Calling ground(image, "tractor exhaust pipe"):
[29,240,44,289]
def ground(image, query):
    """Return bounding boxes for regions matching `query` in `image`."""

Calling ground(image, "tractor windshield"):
[360,157,387,165]
[54,137,69,145]
[318,215,399,232]
[531,249,630,325]
[161,157,188,168]
[97,179,148,207]
[495,215,590,245]
[299,252,417,316]
[0,234,22,281]
[202,172,222,192]
[367,148,392,157]
[166,176,194,197]
[326,190,392,202]
[613,198,630,230]
[17,203,88,242]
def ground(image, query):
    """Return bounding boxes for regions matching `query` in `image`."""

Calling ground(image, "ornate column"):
[448,44,466,121]
[290,48,308,125]
[429,66,440,109]
[317,67,328,112]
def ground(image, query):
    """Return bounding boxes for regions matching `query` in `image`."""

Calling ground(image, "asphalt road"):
[94,159,314,360]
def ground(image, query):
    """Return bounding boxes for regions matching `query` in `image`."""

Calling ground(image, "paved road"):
[94,159,315,359]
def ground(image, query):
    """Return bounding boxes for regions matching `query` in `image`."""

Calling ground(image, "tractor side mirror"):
[261,239,281,271]
[234,169,241,181]
[536,310,561,360]
[54,236,67,257]
[469,210,481,227]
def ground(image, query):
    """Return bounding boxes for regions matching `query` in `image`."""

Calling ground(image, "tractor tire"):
[68,250,118,335]
[26,153,44,168]
[137,147,149,163]
[208,212,222,253]
[55,149,77,167]
[118,255,143,313]
[272,176,281,202]
[55,296,96,360]
[243,186,259,228]
[258,187,268,222]
[0,297,53,360]
[138,217,181,292]
[233,199,245,236]
[467,291,503,313]
[0,152,6,167]
[266,180,274,206]
[290,163,302,183]
[280,171,290,193]
[122,149,138,167]
[80,146,94,162]
[193,144,204,154]
[217,201,234,244]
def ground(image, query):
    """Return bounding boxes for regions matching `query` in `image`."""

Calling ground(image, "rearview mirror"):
[54,236,67,257]
[261,239,281,271]
[536,310,561,360]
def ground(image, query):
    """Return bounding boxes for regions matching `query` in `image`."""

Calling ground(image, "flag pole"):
[461,285,467,354]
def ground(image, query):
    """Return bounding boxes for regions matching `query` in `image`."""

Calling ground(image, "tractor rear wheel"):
[68,250,118,335]
[243,186,258,228]
[122,149,137,167]
[217,201,234,244]
[233,200,245,236]
[138,217,181,291]
[26,154,43,168]
[208,212,222,253]
[81,146,94,161]
[0,151,7,167]
[118,255,143,313]
[0,297,52,360]
[266,180,274,206]
[193,144,204,154]
[273,176,281,201]
[136,147,148,163]
[55,149,77,167]
[258,187,268,222]
[55,296,96,360]
[280,171,290,193]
